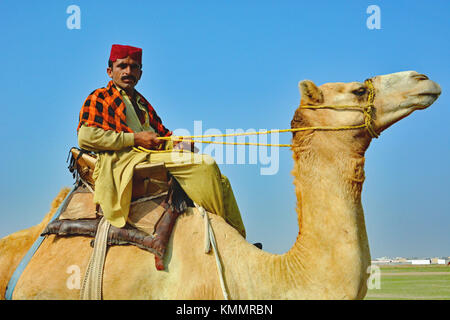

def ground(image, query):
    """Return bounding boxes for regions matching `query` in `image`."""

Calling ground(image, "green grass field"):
[365,265,450,300]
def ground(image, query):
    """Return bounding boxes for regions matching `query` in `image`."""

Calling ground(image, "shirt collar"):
[108,80,146,107]
[112,82,146,107]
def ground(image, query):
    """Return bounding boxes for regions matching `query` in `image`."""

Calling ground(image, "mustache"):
[121,75,137,82]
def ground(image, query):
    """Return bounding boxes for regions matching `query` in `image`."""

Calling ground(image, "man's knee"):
[191,154,222,181]
[198,154,216,166]
[169,152,216,167]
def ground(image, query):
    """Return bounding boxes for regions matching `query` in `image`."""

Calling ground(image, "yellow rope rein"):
[134,79,377,153]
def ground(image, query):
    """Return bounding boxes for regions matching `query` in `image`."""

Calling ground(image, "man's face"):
[107,56,142,92]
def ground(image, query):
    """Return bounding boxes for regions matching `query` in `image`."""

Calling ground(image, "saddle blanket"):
[57,185,166,235]
[41,184,180,270]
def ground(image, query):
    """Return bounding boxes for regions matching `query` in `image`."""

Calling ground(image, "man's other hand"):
[173,138,198,153]
[133,131,164,149]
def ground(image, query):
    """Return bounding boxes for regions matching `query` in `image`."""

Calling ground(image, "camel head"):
[292,71,441,152]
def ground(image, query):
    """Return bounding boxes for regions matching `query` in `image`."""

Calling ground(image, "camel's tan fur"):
[0,71,440,299]
[0,188,70,296]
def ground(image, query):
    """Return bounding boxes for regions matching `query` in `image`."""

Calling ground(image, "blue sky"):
[0,1,448,259]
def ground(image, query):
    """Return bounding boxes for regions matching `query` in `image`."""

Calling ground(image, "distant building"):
[431,258,448,264]
[409,259,431,265]
[371,259,392,264]
[372,257,450,265]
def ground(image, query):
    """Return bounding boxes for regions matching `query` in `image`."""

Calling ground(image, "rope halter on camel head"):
[297,78,379,139]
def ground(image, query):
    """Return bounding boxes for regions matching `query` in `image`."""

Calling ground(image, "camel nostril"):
[413,74,429,81]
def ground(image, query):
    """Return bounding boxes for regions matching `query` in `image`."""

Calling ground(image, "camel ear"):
[299,80,324,105]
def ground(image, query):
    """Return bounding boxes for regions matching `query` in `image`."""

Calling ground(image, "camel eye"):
[352,87,366,96]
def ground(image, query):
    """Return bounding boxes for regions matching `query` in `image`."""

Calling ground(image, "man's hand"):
[133,131,164,149]
[173,138,197,152]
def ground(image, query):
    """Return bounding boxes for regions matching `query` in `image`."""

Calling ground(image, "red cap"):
[109,44,142,64]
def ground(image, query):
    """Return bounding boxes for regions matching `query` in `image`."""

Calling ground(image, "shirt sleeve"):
[78,124,135,152]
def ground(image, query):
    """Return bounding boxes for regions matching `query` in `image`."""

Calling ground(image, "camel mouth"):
[414,80,442,99]
[411,93,440,110]
[417,92,441,97]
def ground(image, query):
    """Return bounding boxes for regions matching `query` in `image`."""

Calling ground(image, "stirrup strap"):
[196,203,229,300]
[80,216,111,300]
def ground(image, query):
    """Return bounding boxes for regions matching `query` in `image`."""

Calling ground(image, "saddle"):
[41,148,193,270]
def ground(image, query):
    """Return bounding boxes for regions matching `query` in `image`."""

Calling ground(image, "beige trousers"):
[93,149,246,238]
[147,151,246,238]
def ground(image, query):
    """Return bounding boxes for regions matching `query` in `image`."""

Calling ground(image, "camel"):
[0,70,441,300]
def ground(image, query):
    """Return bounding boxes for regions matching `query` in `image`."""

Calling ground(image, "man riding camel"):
[77,44,246,238]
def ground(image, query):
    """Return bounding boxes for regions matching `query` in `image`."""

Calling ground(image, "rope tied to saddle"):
[133,79,378,152]
[195,203,229,300]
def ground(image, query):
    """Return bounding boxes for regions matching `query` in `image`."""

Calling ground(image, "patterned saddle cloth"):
[41,148,193,270]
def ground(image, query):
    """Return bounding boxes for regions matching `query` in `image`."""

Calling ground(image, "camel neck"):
[285,137,371,298]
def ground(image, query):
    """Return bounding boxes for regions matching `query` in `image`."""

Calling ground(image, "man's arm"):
[133,131,165,150]
[78,125,133,152]
[78,125,163,152]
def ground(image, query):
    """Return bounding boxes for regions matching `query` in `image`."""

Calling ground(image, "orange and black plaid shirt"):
[77,81,172,138]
